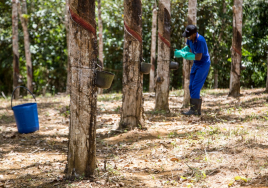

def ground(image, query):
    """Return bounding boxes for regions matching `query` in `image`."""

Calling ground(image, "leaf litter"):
[0,88,268,187]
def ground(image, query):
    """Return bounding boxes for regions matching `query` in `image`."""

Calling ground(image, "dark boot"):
[198,98,202,115]
[182,98,201,116]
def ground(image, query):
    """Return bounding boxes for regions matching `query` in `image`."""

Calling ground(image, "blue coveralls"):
[186,32,210,99]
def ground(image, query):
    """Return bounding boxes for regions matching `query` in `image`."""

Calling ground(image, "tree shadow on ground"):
[0,114,15,124]
[203,92,229,97]
[0,130,68,158]
[97,111,120,115]
[0,106,7,110]
[96,128,212,156]
[239,174,268,187]
[1,159,68,188]
[204,97,267,109]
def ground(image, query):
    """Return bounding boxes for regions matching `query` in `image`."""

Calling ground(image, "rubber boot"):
[198,98,202,115]
[182,98,200,115]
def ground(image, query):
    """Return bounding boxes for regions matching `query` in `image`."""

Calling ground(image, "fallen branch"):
[1,91,6,99]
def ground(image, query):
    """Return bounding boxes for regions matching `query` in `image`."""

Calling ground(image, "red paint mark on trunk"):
[232,45,242,57]
[158,32,170,48]
[69,6,96,36]
[124,21,142,43]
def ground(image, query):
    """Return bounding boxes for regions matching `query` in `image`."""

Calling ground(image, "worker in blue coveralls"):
[174,25,210,115]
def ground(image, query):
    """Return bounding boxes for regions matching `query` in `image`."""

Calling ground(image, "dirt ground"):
[1,88,268,188]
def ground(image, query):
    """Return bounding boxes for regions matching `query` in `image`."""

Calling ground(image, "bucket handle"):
[11,86,36,109]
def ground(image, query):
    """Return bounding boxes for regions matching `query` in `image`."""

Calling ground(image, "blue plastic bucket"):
[11,86,39,134]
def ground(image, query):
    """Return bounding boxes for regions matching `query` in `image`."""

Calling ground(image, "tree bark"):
[12,0,20,99]
[155,0,171,111]
[66,0,97,178]
[65,0,70,94]
[18,0,33,92]
[214,0,226,89]
[229,0,243,97]
[213,58,219,89]
[149,3,157,93]
[212,18,218,89]
[120,0,144,129]
[97,0,103,94]
[182,57,191,107]
[266,47,268,92]
[182,0,196,107]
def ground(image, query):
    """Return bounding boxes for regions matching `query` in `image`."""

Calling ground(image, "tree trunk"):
[229,0,243,97]
[18,0,33,92]
[182,57,191,107]
[155,0,171,111]
[213,58,219,89]
[66,0,97,178]
[149,3,157,93]
[212,20,218,89]
[65,0,70,94]
[214,0,226,89]
[97,0,103,94]
[218,0,226,42]
[182,0,196,107]
[266,49,268,92]
[12,0,20,99]
[120,0,144,129]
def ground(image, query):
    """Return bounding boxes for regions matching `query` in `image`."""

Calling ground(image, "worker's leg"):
[190,62,210,99]
[183,64,206,116]
[189,64,197,95]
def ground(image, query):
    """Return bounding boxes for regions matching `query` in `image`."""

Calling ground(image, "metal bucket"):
[95,70,115,89]
[170,61,179,70]
[140,62,151,74]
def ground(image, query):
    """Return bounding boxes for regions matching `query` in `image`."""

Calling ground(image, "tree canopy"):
[0,0,267,95]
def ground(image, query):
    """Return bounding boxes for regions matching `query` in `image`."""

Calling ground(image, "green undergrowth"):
[97,93,122,102]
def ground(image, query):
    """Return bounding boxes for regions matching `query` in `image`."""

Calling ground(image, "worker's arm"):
[183,52,202,61]
[175,48,202,61]
[195,53,202,61]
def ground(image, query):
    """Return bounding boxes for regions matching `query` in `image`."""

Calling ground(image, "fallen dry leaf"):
[170,158,179,162]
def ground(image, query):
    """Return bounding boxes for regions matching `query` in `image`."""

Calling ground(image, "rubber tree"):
[229,0,243,97]
[97,0,104,94]
[66,0,97,178]
[120,0,144,129]
[149,1,157,93]
[266,45,268,92]
[214,0,226,89]
[182,0,196,107]
[65,0,71,94]
[12,0,20,99]
[18,0,33,92]
[155,0,171,111]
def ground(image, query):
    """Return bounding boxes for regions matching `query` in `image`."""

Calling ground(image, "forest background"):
[0,0,267,95]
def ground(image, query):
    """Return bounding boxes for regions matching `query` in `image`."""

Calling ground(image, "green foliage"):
[0,0,267,95]
[0,0,13,93]
[22,14,30,19]
[99,0,124,92]
[0,0,67,95]
[28,0,67,94]
[242,0,268,87]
